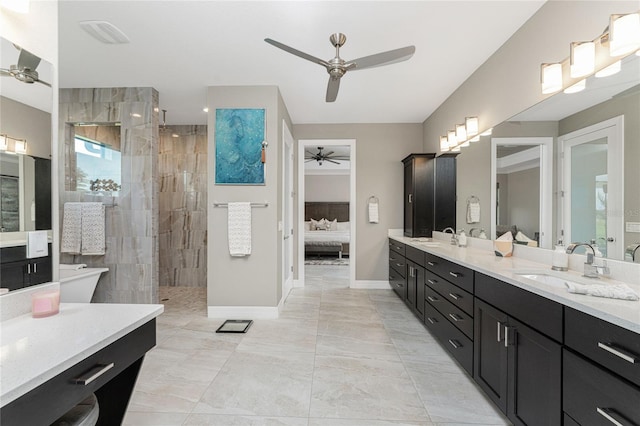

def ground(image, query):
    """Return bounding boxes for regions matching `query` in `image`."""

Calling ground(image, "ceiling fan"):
[264,33,415,102]
[305,147,350,165]
[0,44,51,87]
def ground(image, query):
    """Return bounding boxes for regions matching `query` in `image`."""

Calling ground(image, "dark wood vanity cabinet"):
[402,153,457,237]
[0,245,52,290]
[388,239,406,300]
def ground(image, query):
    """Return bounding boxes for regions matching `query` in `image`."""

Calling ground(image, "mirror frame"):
[490,137,553,249]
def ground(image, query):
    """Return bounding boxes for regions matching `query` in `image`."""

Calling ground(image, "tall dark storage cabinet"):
[402,153,457,237]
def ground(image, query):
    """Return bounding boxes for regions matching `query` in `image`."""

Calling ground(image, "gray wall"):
[1,96,51,159]
[293,123,423,281]
[207,86,292,309]
[59,87,159,304]
[305,175,350,202]
[159,125,208,287]
[505,167,540,239]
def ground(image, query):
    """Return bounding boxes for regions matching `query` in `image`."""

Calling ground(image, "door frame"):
[557,115,624,259]
[281,121,294,299]
[297,139,356,287]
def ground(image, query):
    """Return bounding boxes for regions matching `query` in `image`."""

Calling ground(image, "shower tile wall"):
[159,125,207,287]
[58,88,159,304]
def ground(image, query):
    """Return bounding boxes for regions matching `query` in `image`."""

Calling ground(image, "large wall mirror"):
[475,53,639,262]
[0,36,53,237]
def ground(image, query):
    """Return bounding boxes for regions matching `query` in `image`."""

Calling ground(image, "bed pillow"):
[310,218,326,230]
[336,221,350,231]
[326,218,338,231]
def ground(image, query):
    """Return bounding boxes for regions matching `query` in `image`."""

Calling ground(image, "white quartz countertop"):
[389,235,640,335]
[0,303,164,406]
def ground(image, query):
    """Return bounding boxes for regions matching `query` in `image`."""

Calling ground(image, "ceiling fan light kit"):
[0,44,50,87]
[265,33,415,102]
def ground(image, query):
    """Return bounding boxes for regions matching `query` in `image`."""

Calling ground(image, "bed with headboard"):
[304,202,350,258]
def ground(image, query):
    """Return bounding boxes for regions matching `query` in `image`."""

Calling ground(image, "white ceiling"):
[58,1,546,125]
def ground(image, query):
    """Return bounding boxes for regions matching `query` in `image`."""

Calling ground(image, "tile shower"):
[158,125,208,287]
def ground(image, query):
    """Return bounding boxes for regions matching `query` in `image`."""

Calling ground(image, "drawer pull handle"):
[448,293,460,300]
[598,342,638,364]
[496,321,502,342]
[72,363,115,385]
[449,271,460,278]
[426,317,437,325]
[390,257,397,262]
[427,296,439,302]
[448,313,463,322]
[427,279,437,285]
[597,407,629,426]
[396,263,404,268]
[504,326,511,347]
[427,261,436,266]
[448,339,461,349]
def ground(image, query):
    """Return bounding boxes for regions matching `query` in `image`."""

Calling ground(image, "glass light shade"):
[480,128,493,136]
[465,117,479,136]
[0,0,30,13]
[461,140,470,147]
[440,136,449,152]
[14,139,27,154]
[541,63,562,94]
[564,79,586,94]
[609,13,640,56]
[455,124,467,142]
[451,145,461,152]
[470,135,480,142]
[570,41,595,78]
[0,135,7,151]
[595,61,621,78]
[203,107,209,112]
[447,130,456,148]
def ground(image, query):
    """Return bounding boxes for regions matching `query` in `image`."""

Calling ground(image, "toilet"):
[59,266,109,303]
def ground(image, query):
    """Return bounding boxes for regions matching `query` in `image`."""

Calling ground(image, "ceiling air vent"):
[79,20,130,44]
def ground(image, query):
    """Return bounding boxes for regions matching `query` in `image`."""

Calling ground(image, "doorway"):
[282,122,294,299]
[297,139,356,287]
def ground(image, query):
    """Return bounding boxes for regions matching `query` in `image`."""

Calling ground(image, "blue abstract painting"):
[215,108,265,184]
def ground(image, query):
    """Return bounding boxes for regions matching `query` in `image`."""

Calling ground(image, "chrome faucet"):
[566,243,610,278]
[469,228,479,238]
[442,227,457,245]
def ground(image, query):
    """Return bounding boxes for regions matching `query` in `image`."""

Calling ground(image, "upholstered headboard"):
[305,202,349,222]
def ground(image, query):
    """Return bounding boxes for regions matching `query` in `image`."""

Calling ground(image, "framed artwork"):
[215,108,265,185]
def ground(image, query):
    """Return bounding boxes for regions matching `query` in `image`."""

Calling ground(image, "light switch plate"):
[626,222,640,233]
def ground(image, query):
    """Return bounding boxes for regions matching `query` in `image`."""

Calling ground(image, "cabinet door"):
[507,317,561,426]
[415,265,425,320]
[406,261,417,307]
[29,256,52,286]
[0,261,27,290]
[404,161,413,236]
[474,298,508,413]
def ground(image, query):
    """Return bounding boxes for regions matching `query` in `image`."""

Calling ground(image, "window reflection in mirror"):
[66,124,122,194]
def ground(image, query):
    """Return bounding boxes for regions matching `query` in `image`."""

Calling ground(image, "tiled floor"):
[123,265,511,425]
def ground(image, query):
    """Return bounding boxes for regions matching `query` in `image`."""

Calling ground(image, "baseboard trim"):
[207,306,279,319]
[350,280,391,290]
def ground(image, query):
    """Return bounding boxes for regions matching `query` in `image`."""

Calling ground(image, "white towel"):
[80,203,106,255]
[26,230,48,258]
[59,263,87,270]
[61,202,83,254]
[368,201,379,223]
[228,202,252,257]
[565,281,639,301]
[467,201,480,224]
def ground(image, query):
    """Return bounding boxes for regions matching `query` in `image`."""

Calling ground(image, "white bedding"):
[304,230,350,244]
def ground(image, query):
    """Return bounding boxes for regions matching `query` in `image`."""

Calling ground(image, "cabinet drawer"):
[389,239,405,256]
[1,319,156,426]
[389,259,406,278]
[425,252,473,293]
[563,349,640,425]
[405,245,425,266]
[475,272,563,343]
[425,270,473,316]
[425,285,473,339]
[424,301,473,375]
[565,308,640,388]
[389,270,406,300]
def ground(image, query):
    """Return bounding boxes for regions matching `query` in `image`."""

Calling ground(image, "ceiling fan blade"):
[326,76,340,102]
[325,158,340,164]
[264,38,330,68]
[348,45,415,71]
[0,69,12,77]
[329,156,350,160]
[16,48,41,72]
[36,79,51,87]
[305,150,317,156]
[323,151,335,157]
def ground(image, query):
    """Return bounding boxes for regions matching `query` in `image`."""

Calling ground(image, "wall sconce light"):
[541,63,563,94]
[447,130,456,149]
[570,41,595,78]
[0,135,7,151]
[465,117,479,136]
[455,123,467,142]
[440,136,449,152]
[564,79,586,94]
[13,139,27,154]
[609,12,640,56]
[595,60,621,77]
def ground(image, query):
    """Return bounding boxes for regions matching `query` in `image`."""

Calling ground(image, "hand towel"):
[26,230,48,258]
[59,263,87,270]
[228,202,252,257]
[466,201,480,224]
[61,202,83,254]
[368,201,379,223]
[565,281,639,301]
[80,203,106,255]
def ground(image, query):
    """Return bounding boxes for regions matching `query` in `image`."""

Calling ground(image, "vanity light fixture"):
[465,117,479,136]
[480,128,493,137]
[131,113,142,118]
[447,130,457,149]
[0,0,30,13]
[595,60,621,77]
[203,107,209,113]
[541,63,563,94]
[455,123,467,142]
[563,79,586,94]
[440,136,449,152]
[451,145,461,152]
[0,135,7,151]
[609,13,640,57]
[171,133,180,138]
[570,41,596,78]
[14,139,27,154]
[470,135,481,143]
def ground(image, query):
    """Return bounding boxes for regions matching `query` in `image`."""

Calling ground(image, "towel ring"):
[368,195,379,204]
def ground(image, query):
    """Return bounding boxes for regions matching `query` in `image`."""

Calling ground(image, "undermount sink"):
[512,270,593,290]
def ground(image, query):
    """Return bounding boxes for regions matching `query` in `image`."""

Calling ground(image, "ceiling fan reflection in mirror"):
[0,44,51,87]
[305,147,350,165]
[264,33,415,102]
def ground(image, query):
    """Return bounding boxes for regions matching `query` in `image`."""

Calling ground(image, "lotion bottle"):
[552,241,569,271]
[458,230,467,247]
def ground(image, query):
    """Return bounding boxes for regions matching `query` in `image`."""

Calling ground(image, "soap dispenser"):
[478,229,487,239]
[552,241,569,271]
[458,230,467,247]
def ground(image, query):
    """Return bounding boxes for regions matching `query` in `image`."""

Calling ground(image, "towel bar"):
[213,202,269,208]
